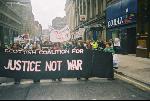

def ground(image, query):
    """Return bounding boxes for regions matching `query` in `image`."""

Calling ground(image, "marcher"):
[104,42,119,69]
[16,40,22,49]
[0,41,3,52]
[114,37,121,54]
[76,41,88,81]
[72,41,78,49]
[55,43,63,81]
[86,40,92,50]
[23,40,31,50]
[97,40,106,51]
[92,40,98,50]
[77,41,86,49]
[32,42,41,50]
[104,42,115,54]
[11,43,20,50]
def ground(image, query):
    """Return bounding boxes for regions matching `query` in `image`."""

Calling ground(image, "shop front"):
[84,24,104,42]
[106,0,137,54]
[136,0,150,58]
[136,34,150,58]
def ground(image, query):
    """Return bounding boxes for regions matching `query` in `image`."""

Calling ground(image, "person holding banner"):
[104,42,115,54]
[0,41,2,52]
[114,37,121,54]
[52,42,63,82]
[104,42,119,69]
[86,40,92,50]
[0,41,5,52]
[76,41,89,81]
[11,43,20,50]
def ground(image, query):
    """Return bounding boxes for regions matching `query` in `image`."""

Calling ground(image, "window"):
[137,39,147,49]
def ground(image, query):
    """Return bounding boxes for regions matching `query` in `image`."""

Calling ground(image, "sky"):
[31,0,66,29]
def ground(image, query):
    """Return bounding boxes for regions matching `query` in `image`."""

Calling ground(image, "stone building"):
[65,0,107,41]
[52,16,67,30]
[4,0,35,35]
[33,21,42,39]
[0,0,42,46]
[0,0,22,46]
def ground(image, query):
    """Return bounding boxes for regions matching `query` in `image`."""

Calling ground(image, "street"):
[0,0,150,100]
[0,78,149,100]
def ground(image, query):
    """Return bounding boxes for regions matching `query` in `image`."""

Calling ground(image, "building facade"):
[106,0,150,58]
[5,0,35,36]
[136,0,150,58]
[65,0,76,39]
[65,0,107,41]
[52,16,67,30]
[106,0,137,54]
[33,21,42,41]
[0,0,22,46]
[0,0,42,46]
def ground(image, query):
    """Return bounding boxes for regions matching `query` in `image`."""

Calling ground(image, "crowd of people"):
[0,39,119,83]
[6,39,116,54]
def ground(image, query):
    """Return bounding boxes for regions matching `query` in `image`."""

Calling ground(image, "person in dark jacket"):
[104,42,115,54]
[0,41,3,52]
[98,40,106,51]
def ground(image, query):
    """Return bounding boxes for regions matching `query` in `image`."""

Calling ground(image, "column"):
[76,0,79,27]
[90,0,93,18]
[93,0,96,17]
[73,1,76,31]
[103,0,106,13]
[85,0,88,15]
[101,0,103,14]
[82,0,84,15]
[84,0,88,21]
[79,0,81,15]
[78,0,80,26]
[96,0,99,15]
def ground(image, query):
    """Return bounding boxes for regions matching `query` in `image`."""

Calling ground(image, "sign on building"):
[80,15,87,21]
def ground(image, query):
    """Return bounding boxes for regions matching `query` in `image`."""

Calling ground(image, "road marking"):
[91,99,97,100]
[21,81,33,85]
[0,82,14,86]
[115,73,150,91]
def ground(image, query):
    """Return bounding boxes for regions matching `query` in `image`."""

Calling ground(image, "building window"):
[137,40,147,49]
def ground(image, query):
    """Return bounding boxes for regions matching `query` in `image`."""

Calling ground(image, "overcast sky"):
[31,0,66,29]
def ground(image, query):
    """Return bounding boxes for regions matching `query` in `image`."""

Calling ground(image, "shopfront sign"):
[108,17,124,28]
[106,0,137,28]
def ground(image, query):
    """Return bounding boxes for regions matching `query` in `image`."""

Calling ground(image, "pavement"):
[117,54,150,85]
[0,78,149,100]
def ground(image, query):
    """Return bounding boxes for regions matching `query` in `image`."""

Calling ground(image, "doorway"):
[121,27,136,54]
[127,27,136,54]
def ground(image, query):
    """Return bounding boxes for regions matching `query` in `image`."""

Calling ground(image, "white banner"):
[50,26,71,42]
[74,28,85,39]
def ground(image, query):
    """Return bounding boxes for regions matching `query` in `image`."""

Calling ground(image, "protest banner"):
[0,49,113,80]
